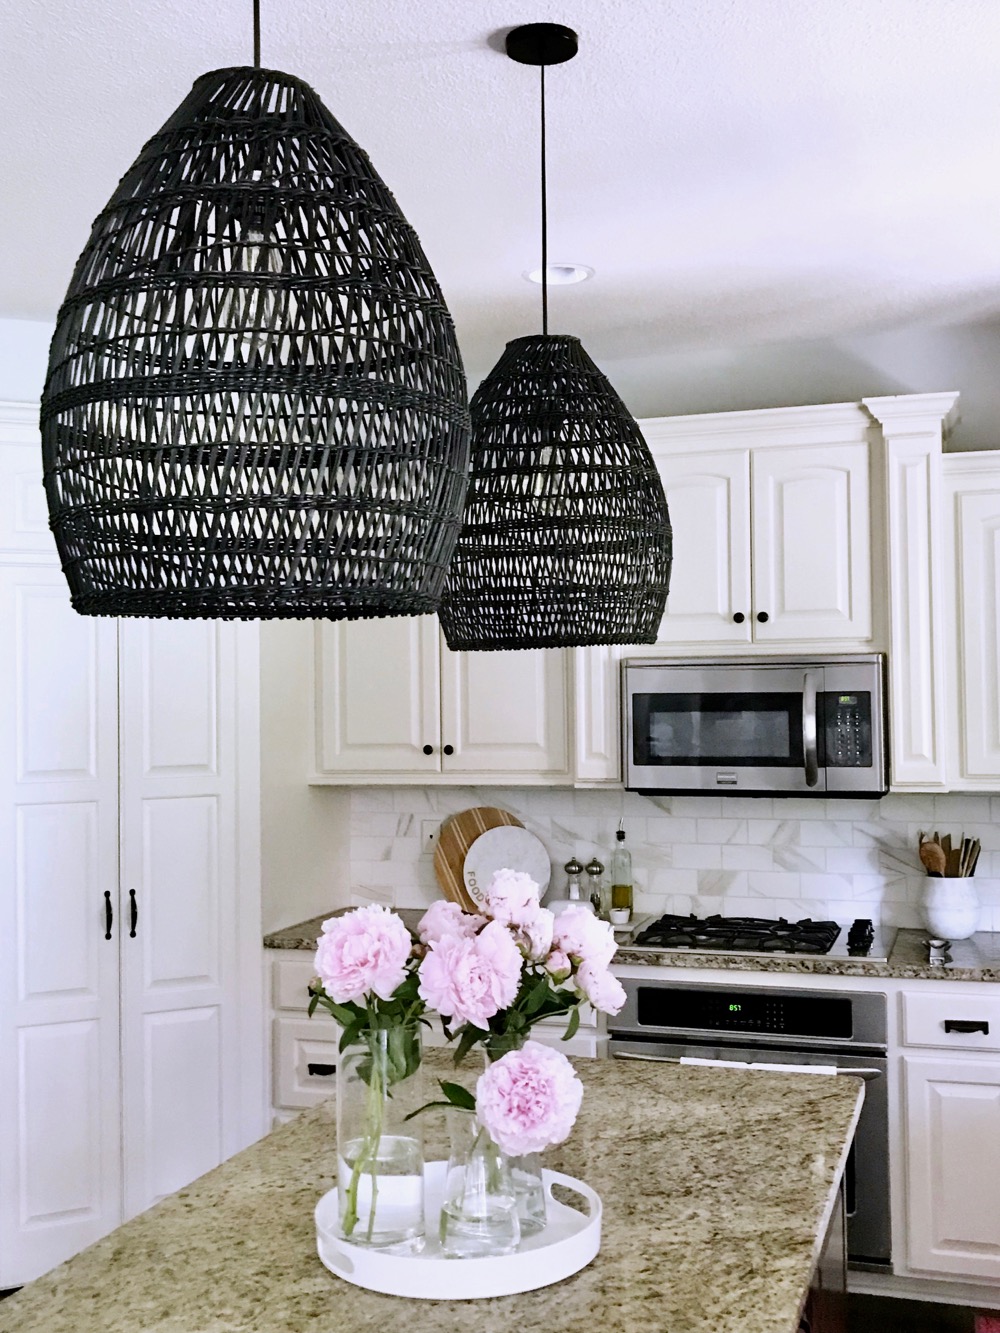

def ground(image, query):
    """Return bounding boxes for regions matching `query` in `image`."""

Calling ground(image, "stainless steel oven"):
[623,654,888,796]
[609,978,890,1270]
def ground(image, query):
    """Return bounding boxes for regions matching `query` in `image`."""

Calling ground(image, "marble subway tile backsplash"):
[346,788,1000,932]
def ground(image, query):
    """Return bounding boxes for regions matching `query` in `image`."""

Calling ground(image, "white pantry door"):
[0,564,122,1283]
[117,618,243,1218]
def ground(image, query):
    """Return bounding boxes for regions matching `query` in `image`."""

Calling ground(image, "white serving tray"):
[315,1162,601,1299]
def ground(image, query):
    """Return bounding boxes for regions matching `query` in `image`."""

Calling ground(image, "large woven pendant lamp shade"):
[40,22,470,619]
[438,24,671,651]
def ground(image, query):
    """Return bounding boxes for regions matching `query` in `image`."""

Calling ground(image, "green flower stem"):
[342,1024,385,1241]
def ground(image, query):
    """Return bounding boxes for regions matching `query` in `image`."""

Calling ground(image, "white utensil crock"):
[922,878,980,941]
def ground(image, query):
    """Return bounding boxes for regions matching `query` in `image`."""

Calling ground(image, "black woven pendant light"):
[40,4,470,619]
[438,23,671,651]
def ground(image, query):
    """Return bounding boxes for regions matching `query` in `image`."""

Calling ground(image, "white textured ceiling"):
[4,0,1000,395]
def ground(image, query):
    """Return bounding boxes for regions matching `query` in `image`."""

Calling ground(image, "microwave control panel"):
[822,692,873,768]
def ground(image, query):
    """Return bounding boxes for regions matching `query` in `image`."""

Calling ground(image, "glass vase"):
[335,1024,425,1249]
[483,1038,547,1237]
[439,1111,520,1258]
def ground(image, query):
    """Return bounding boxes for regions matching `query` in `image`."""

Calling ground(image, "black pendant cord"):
[540,63,548,336]
[253,0,260,69]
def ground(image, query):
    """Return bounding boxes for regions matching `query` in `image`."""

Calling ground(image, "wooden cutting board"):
[434,806,523,912]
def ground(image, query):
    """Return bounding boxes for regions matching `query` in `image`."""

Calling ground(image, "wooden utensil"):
[969,839,982,877]
[434,806,523,911]
[919,839,946,877]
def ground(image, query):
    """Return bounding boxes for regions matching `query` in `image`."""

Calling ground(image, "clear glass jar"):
[439,1112,520,1258]
[335,1024,425,1249]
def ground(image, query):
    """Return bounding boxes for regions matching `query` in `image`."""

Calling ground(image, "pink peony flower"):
[545,949,572,983]
[512,904,555,961]
[418,919,522,1029]
[416,899,485,946]
[575,960,627,1015]
[552,905,617,970]
[476,1041,583,1156]
[484,868,542,927]
[314,905,413,1004]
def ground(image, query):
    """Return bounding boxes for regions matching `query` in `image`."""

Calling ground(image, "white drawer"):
[272,1015,341,1109]
[901,991,1000,1052]
[272,954,317,1012]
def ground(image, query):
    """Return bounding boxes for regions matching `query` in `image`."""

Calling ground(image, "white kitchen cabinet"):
[942,452,1000,787]
[898,984,1000,1284]
[902,1054,1000,1280]
[312,617,570,783]
[641,403,875,650]
[0,406,265,1285]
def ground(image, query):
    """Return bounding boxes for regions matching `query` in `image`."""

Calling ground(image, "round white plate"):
[462,825,551,910]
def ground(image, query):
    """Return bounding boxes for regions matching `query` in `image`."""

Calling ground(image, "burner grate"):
[633,914,841,955]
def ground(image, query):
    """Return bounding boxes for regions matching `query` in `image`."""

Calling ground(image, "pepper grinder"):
[585,857,607,916]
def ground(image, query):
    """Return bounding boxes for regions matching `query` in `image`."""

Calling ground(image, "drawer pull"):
[944,1019,989,1035]
[307,1062,336,1077]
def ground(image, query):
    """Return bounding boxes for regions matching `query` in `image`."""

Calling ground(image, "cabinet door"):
[902,1054,1000,1280]
[651,449,752,644]
[117,620,259,1219]
[0,564,121,1285]
[439,642,569,778]
[954,487,1000,780]
[751,443,872,643]
[314,617,441,775]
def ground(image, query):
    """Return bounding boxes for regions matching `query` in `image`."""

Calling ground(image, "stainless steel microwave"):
[623,655,888,796]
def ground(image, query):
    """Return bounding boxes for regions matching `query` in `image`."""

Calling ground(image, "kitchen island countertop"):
[0,1052,860,1333]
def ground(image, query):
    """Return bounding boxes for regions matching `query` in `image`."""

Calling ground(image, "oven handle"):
[610,1050,884,1080]
[803,670,820,788]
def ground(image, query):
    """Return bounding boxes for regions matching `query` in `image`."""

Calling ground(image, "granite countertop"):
[264,913,1000,981]
[0,1051,861,1333]
[614,927,1000,981]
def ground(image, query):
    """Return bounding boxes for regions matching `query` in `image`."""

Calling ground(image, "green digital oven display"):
[838,695,858,705]
[728,1004,742,1012]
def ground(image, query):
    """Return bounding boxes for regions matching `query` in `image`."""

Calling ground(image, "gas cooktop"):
[627,913,894,961]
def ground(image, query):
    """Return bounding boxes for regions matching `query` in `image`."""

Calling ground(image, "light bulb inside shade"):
[523,263,594,286]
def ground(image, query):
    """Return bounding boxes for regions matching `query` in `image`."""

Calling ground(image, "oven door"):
[610,1039,890,1269]
[624,662,826,794]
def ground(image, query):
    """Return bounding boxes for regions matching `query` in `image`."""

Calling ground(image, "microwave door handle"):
[803,671,820,787]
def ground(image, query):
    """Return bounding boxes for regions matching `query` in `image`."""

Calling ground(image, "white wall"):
[0,319,52,401]
[259,621,349,933]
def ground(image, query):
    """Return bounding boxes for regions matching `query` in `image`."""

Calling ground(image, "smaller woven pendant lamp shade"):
[40,66,470,619]
[438,334,672,650]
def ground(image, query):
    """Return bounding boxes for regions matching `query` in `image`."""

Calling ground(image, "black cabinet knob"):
[756,611,769,623]
[733,612,745,624]
[443,744,455,756]
[422,744,434,755]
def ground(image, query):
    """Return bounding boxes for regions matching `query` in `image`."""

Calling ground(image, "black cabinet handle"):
[422,744,434,755]
[129,889,138,938]
[443,744,454,756]
[307,1063,336,1077]
[733,612,745,624]
[756,611,769,623]
[944,1019,989,1035]
[104,890,113,940]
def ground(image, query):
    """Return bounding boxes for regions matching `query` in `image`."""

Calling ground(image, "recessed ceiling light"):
[523,263,594,286]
